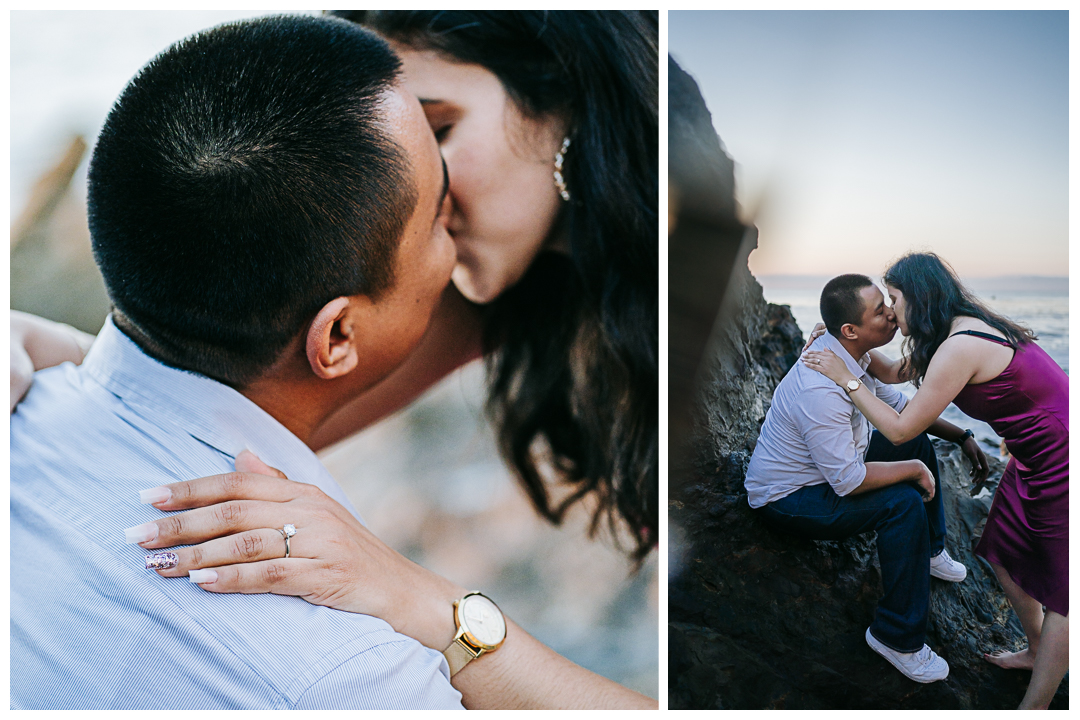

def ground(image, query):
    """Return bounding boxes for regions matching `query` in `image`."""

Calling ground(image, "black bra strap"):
[949,329,1015,348]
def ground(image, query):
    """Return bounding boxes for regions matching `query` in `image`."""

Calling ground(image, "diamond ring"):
[278,524,296,558]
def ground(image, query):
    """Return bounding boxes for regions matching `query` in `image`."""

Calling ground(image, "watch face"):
[459,594,506,648]
[847,380,860,391]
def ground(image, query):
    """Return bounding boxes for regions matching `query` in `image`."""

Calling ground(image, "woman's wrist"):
[389,565,469,652]
[837,375,860,391]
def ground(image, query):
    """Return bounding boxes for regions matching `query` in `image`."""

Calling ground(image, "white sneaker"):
[930,549,967,582]
[865,628,949,683]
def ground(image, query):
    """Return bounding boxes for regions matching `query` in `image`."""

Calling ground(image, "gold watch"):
[442,592,506,677]
[845,378,863,394]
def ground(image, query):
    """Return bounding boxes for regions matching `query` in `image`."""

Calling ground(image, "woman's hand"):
[10,311,95,412]
[962,436,991,494]
[134,450,657,709]
[11,336,34,413]
[801,323,827,353]
[801,348,856,387]
[135,450,466,652]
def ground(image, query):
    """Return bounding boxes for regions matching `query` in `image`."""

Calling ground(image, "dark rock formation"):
[666,59,1067,710]
[668,55,750,452]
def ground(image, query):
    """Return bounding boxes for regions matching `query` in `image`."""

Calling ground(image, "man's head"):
[89,15,453,390]
[819,273,897,351]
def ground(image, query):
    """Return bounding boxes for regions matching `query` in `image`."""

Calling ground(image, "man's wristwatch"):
[844,378,862,394]
[958,429,975,444]
[442,592,506,677]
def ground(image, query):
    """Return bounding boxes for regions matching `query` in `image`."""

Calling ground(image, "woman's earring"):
[553,136,571,202]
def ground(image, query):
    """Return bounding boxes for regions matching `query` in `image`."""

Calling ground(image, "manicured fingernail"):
[139,486,171,504]
[145,551,178,570]
[124,522,158,544]
[188,569,218,584]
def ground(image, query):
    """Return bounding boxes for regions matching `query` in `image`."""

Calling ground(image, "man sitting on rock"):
[744,273,987,684]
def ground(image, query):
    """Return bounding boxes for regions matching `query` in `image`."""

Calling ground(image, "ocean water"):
[757,275,1069,452]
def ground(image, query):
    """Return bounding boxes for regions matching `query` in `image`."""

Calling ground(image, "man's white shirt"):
[11,316,463,710]
[744,332,908,509]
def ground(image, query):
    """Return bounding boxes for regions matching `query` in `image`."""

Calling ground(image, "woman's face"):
[885,284,909,335]
[393,45,568,304]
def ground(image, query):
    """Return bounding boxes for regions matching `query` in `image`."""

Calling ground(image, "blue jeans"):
[756,431,946,653]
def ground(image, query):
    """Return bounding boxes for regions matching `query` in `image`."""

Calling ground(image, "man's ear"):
[305,296,366,380]
[839,322,860,341]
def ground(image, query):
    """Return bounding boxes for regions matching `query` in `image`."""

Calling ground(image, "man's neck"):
[237,339,357,447]
[835,334,873,364]
[239,379,340,447]
[113,316,349,447]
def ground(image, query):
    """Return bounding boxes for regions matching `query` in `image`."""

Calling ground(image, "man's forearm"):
[926,417,966,443]
[848,461,924,495]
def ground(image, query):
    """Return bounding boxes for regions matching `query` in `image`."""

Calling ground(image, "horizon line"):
[756,273,1069,280]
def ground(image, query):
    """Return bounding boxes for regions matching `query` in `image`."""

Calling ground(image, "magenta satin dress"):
[950,331,1068,616]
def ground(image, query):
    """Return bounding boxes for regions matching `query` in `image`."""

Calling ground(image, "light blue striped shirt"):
[11,317,463,710]
[744,331,909,508]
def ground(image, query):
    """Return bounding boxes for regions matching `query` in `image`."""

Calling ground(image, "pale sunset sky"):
[669,10,1068,279]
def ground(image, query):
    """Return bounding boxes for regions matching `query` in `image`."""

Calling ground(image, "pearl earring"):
[553,136,571,202]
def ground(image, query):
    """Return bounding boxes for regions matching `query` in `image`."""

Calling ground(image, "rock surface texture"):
[667,59,1067,710]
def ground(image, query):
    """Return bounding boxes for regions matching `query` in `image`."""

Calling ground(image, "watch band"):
[443,638,479,677]
[958,429,975,444]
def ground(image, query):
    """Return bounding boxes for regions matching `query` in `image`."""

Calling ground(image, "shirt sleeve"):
[292,638,464,710]
[873,377,908,413]
[791,386,866,497]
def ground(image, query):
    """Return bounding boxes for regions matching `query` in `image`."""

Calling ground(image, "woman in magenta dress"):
[804,252,1067,710]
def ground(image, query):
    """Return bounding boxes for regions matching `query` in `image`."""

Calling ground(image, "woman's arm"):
[802,343,976,445]
[133,453,655,709]
[866,349,911,385]
[11,310,96,412]
[455,619,656,709]
[308,285,484,451]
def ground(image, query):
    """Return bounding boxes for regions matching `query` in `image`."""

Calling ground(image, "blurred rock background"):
[10,10,657,699]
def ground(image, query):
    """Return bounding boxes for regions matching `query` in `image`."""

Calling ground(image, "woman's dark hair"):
[883,252,1035,387]
[331,11,658,563]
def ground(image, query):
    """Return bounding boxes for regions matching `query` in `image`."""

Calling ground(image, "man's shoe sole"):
[865,629,949,683]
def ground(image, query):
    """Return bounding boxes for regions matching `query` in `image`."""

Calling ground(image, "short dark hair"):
[820,274,875,337]
[88,15,417,387]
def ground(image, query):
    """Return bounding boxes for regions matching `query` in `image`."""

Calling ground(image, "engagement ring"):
[278,524,296,558]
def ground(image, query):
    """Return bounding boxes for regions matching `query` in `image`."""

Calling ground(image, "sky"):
[669,10,1068,279]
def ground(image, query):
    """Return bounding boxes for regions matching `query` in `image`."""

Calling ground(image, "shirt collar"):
[812,331,871,379]
[81,316,362,520]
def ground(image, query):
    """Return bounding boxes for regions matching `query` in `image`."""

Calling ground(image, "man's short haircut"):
[89,15,418,387]
[820,274,876,337]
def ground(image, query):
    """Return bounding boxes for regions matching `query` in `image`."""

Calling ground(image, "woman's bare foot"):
[983,647,1036,670]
